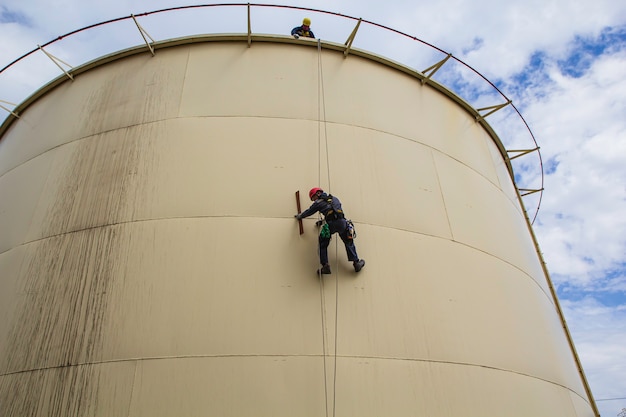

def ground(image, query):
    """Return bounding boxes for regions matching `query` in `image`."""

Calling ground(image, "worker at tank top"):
[291,17,315,39]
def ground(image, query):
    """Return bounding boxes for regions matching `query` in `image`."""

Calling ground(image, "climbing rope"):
[316,37,330,417]
[316,38,340,417]
[317,260,330,417]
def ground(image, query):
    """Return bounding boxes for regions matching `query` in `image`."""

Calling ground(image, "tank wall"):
[0,40,595,416]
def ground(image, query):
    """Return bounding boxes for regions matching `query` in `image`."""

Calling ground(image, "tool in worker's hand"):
[295,191,303,235]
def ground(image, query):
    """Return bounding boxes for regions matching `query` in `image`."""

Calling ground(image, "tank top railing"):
[0,3,543,223]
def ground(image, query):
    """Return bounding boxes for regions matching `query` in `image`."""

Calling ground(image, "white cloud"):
[562,298,626,417]
[375,0,626,80]
[528,51,626,288]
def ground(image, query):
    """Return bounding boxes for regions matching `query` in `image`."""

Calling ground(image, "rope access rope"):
[317,261,330,417]
[316,38,340,417]
[316,38,330,417]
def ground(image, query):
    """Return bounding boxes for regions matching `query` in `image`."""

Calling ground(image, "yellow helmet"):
[303,17,311,26]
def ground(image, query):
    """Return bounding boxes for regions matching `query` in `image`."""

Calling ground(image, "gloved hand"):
[294,214,301,220]
[293,34,300,39]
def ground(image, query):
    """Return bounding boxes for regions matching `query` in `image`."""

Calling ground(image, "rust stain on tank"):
[0,121,157,416]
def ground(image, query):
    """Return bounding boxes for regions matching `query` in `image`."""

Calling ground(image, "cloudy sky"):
[1,0,625,415]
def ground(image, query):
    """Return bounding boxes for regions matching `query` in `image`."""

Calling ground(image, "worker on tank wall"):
[295,188,365,275]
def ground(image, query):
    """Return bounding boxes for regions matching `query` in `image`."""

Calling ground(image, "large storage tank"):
[0,27,598,417]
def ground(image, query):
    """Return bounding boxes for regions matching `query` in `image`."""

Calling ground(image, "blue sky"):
[0,6,28,25]
[1,1,625,415]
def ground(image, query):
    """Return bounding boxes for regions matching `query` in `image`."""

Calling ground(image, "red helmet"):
[309,187,323,199]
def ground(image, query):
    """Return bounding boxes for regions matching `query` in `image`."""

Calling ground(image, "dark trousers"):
[319,218,358,265]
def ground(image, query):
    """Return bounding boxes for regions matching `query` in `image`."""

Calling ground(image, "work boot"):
[317,264,331,275]
[353,259,365,272]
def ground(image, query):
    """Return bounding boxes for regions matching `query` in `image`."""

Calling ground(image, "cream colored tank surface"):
[0,28,598,417]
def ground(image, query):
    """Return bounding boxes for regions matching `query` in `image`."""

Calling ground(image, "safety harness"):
[320,195,357,240]
[323,194,344,221]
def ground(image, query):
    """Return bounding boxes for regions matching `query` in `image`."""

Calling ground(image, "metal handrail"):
[0,3,543,223]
